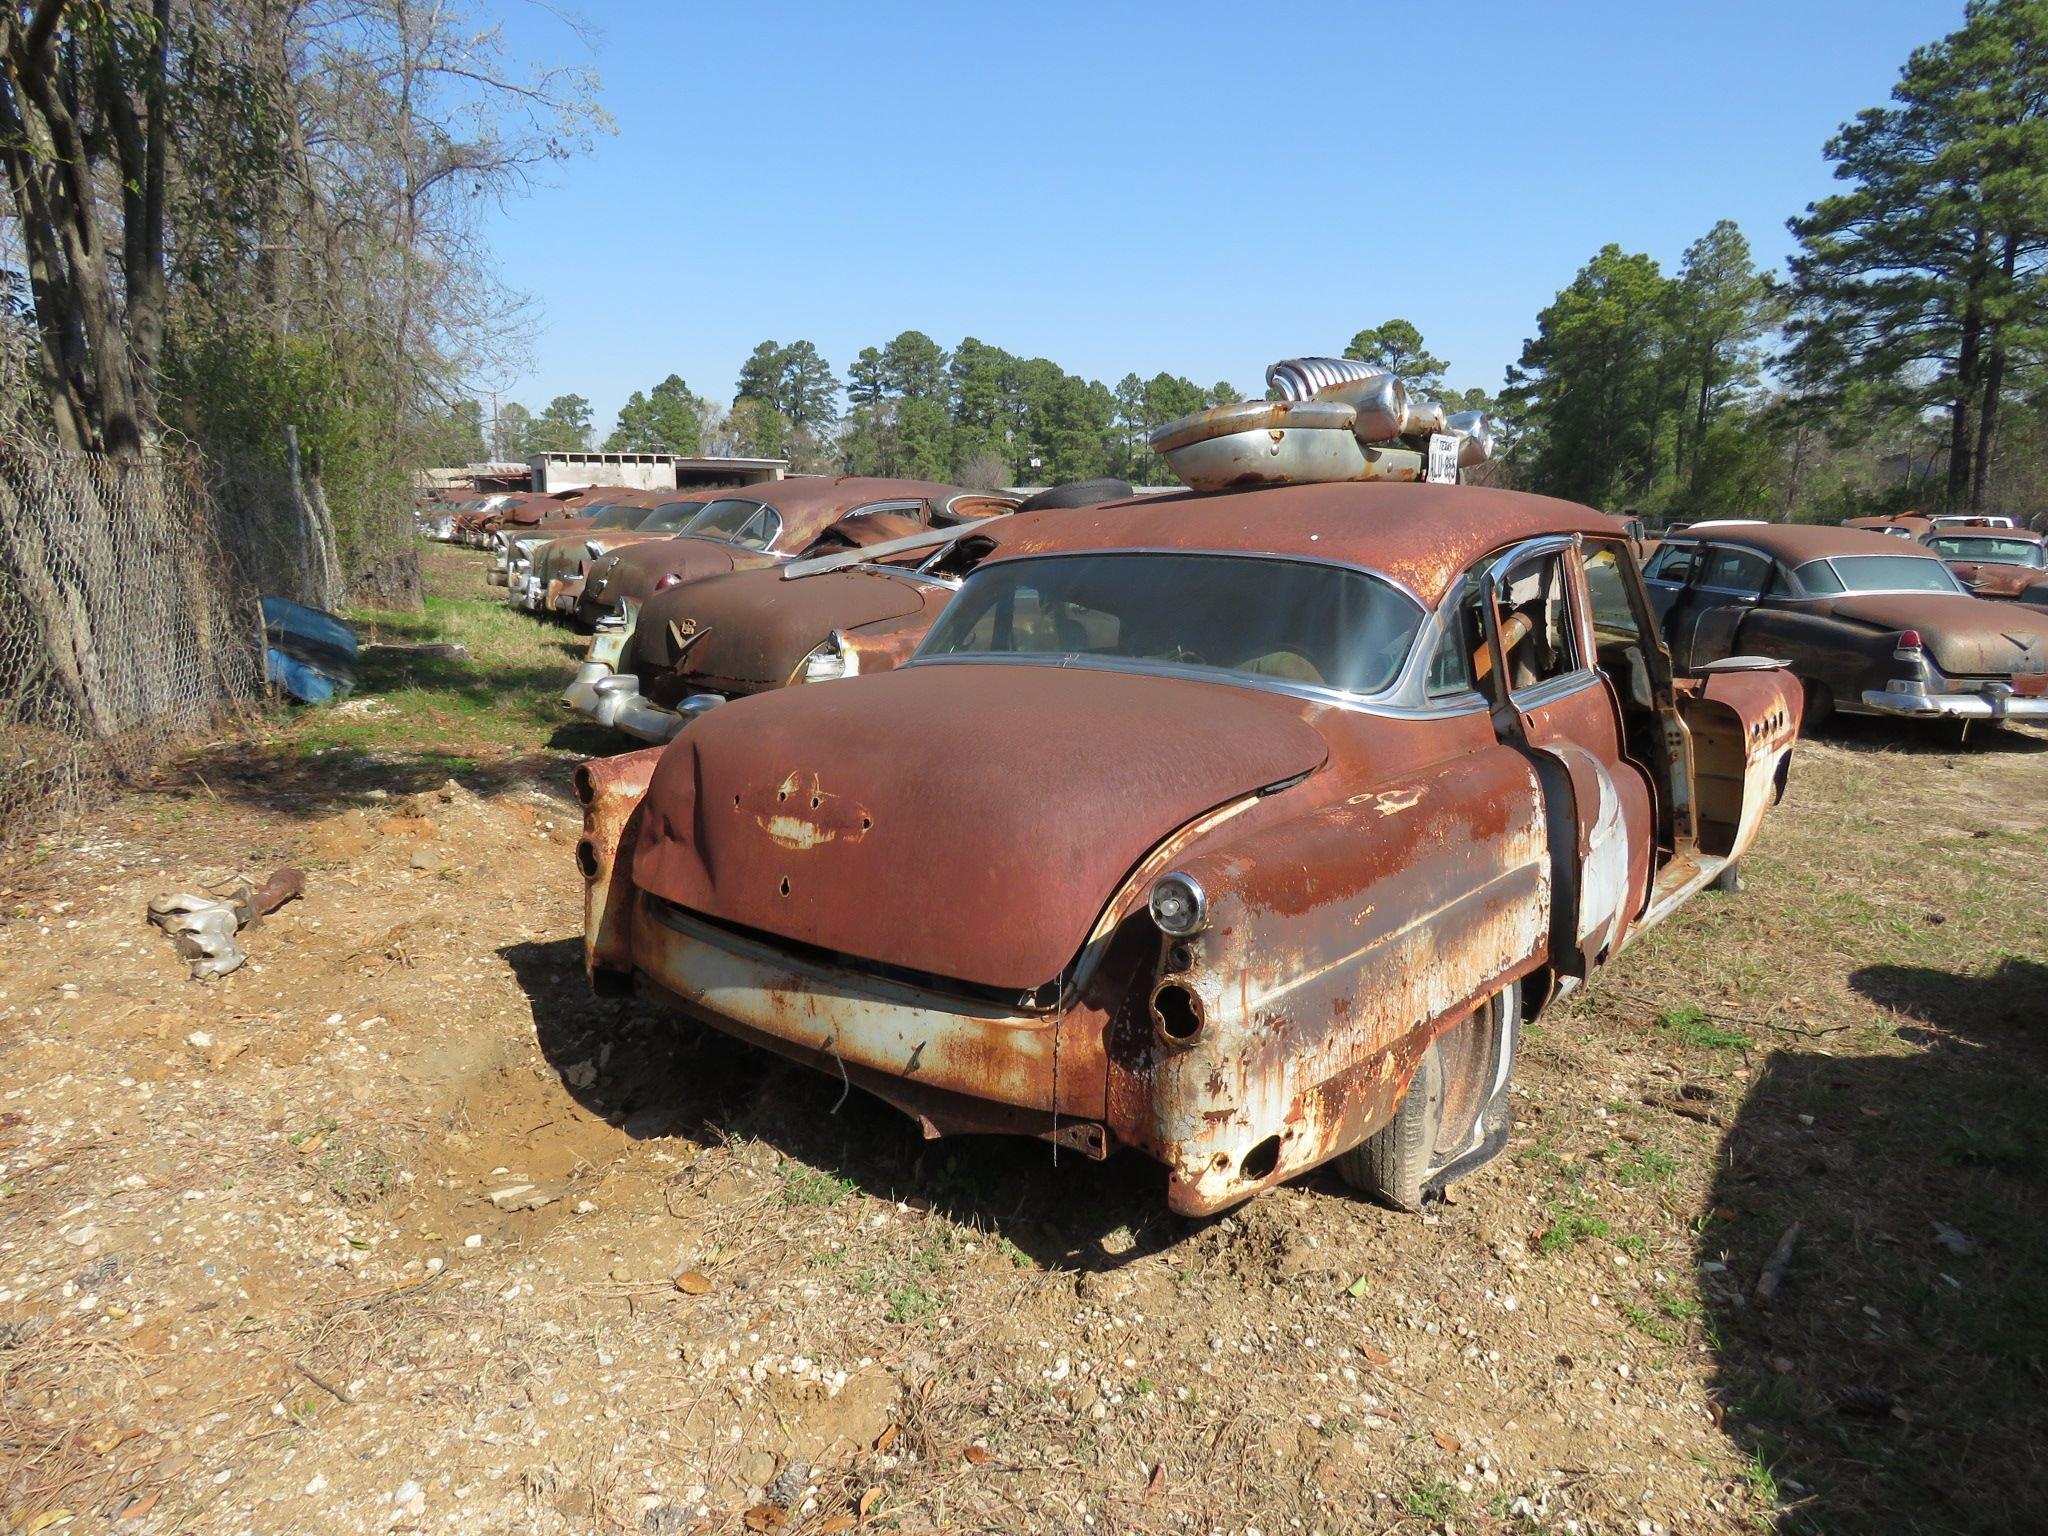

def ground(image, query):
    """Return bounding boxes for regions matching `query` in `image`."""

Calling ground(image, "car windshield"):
[1929,535,2044,568]
[637,499,714,534]
[586,502,650,531]
[916,552,1425,696]
[677,498,770,543]
[1817,555,1963,595]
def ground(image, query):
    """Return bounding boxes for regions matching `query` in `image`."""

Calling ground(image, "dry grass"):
[0,547,2042,1534]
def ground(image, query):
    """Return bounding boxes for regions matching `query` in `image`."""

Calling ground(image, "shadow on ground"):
[1700,957,2048,1534]
[1810,713,2048,757]
[500,937,1212,1272]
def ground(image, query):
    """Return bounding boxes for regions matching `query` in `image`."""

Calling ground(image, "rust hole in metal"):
[860,814,872,832]
[574,840,599,881]
[572,764,597,807]
[778,876,791,897]
[1167,940,1194,973]
[1240,1135,1282,1182]
[1151,982,1203,1043]
[733,794,742,808]
[810,793,822,809]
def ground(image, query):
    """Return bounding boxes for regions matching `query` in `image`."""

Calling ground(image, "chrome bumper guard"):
[559,617,722,742]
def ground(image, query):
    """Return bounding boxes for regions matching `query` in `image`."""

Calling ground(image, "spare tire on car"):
[1016,478,1132,513]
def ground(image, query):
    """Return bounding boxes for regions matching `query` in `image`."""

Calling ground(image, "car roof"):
[1661,522,1946,565]
[978,481,1628,609]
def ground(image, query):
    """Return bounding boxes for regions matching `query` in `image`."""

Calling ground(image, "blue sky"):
[480,0,1962,433]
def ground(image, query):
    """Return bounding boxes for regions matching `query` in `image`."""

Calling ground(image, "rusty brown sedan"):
[572,477,1017,630]
[1921,526,2048,608]
[577,481,1801,1215]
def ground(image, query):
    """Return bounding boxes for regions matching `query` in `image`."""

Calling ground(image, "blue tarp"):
[261,596,358,704]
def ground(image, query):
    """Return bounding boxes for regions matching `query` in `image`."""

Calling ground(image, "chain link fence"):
[0,438,273,846]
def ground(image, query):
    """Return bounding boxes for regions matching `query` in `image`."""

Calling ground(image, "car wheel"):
[1015,477,1132,512]
[1801,678,1834,730]
[1337,987,1520,1212]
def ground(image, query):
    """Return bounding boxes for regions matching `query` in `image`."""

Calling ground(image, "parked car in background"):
[563,518,1011,740]
[1920,525,2048,607]
[514,491,725,614]
[576,480,1800,1215]
[572,477,1020,629]
[492,489,676,602]
[1643,523,2048,723]
[561,480,1127,737]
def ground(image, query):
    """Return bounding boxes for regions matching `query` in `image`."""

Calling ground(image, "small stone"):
[463,1234,482,1248]
[392,1479,425,1518]
[410,849,436,872]
[573,1200,598,1215]
[563,1059,597,1090]
[739,1449,777,1487]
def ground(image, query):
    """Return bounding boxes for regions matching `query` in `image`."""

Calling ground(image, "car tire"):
[1337,987,1518,1212]
[1801,678,1834,730]
[1015,477,1132,513]
[1338,1033,1445,1212]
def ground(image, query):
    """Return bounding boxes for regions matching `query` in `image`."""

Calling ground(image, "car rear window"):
[586,502,650,531]
[1930,536,2044,567]
[1824,555,1963,595]
[917,552,1424,697]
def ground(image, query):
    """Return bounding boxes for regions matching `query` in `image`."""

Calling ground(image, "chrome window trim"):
[846,564,963,591]
[973,545,1433,613]
[906,651,1494,721]
[903,546,1452,710]
[1509,670,1603,712]
[1477,535,1601,706]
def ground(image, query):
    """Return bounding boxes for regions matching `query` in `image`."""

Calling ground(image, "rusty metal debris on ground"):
[146,865,304,978]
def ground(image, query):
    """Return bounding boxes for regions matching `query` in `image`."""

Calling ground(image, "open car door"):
[1477,536,1653,975]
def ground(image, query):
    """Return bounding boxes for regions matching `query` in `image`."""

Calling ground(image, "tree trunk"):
[1946,304,1980,511]
[1971,236,2020,512]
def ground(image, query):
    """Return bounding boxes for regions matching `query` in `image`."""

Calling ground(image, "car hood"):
[630,663,1331,992]
[1830,593,2048,675]
[629,566,931,684]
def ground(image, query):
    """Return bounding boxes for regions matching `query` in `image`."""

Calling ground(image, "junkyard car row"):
[413,359,2034,1215]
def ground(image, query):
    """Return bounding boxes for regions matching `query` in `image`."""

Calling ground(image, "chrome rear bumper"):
[1861,683,2048,720]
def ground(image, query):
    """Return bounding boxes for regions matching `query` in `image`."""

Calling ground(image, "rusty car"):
[496,490,702,608]
[1919,525,2048,608]
[559,481,1135,740]
[513,491,729,615]
[1642,522,2048,724]
[571,477,1020,630]
[576,479,1802,1216]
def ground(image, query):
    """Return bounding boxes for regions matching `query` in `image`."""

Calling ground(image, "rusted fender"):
[1111,745,1552,1215]
[577,747,665,988]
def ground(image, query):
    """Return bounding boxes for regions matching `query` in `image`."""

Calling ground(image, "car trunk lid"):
[630,664,1330,992]
[1832,593,2048,676]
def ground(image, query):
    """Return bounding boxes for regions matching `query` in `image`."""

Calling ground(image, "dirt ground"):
[1,549,2043,1536]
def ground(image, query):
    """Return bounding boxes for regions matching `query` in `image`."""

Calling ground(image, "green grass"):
[779,1161,856,1207]
[1403,1475,1462,1520]
[884,1283,942,1325]
[1657,1003,1753,1051]
[266,545,618,767]
[1537,1207,1612,1255]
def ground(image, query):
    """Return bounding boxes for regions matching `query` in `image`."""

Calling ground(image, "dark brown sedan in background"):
[1644,523,2048,724]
